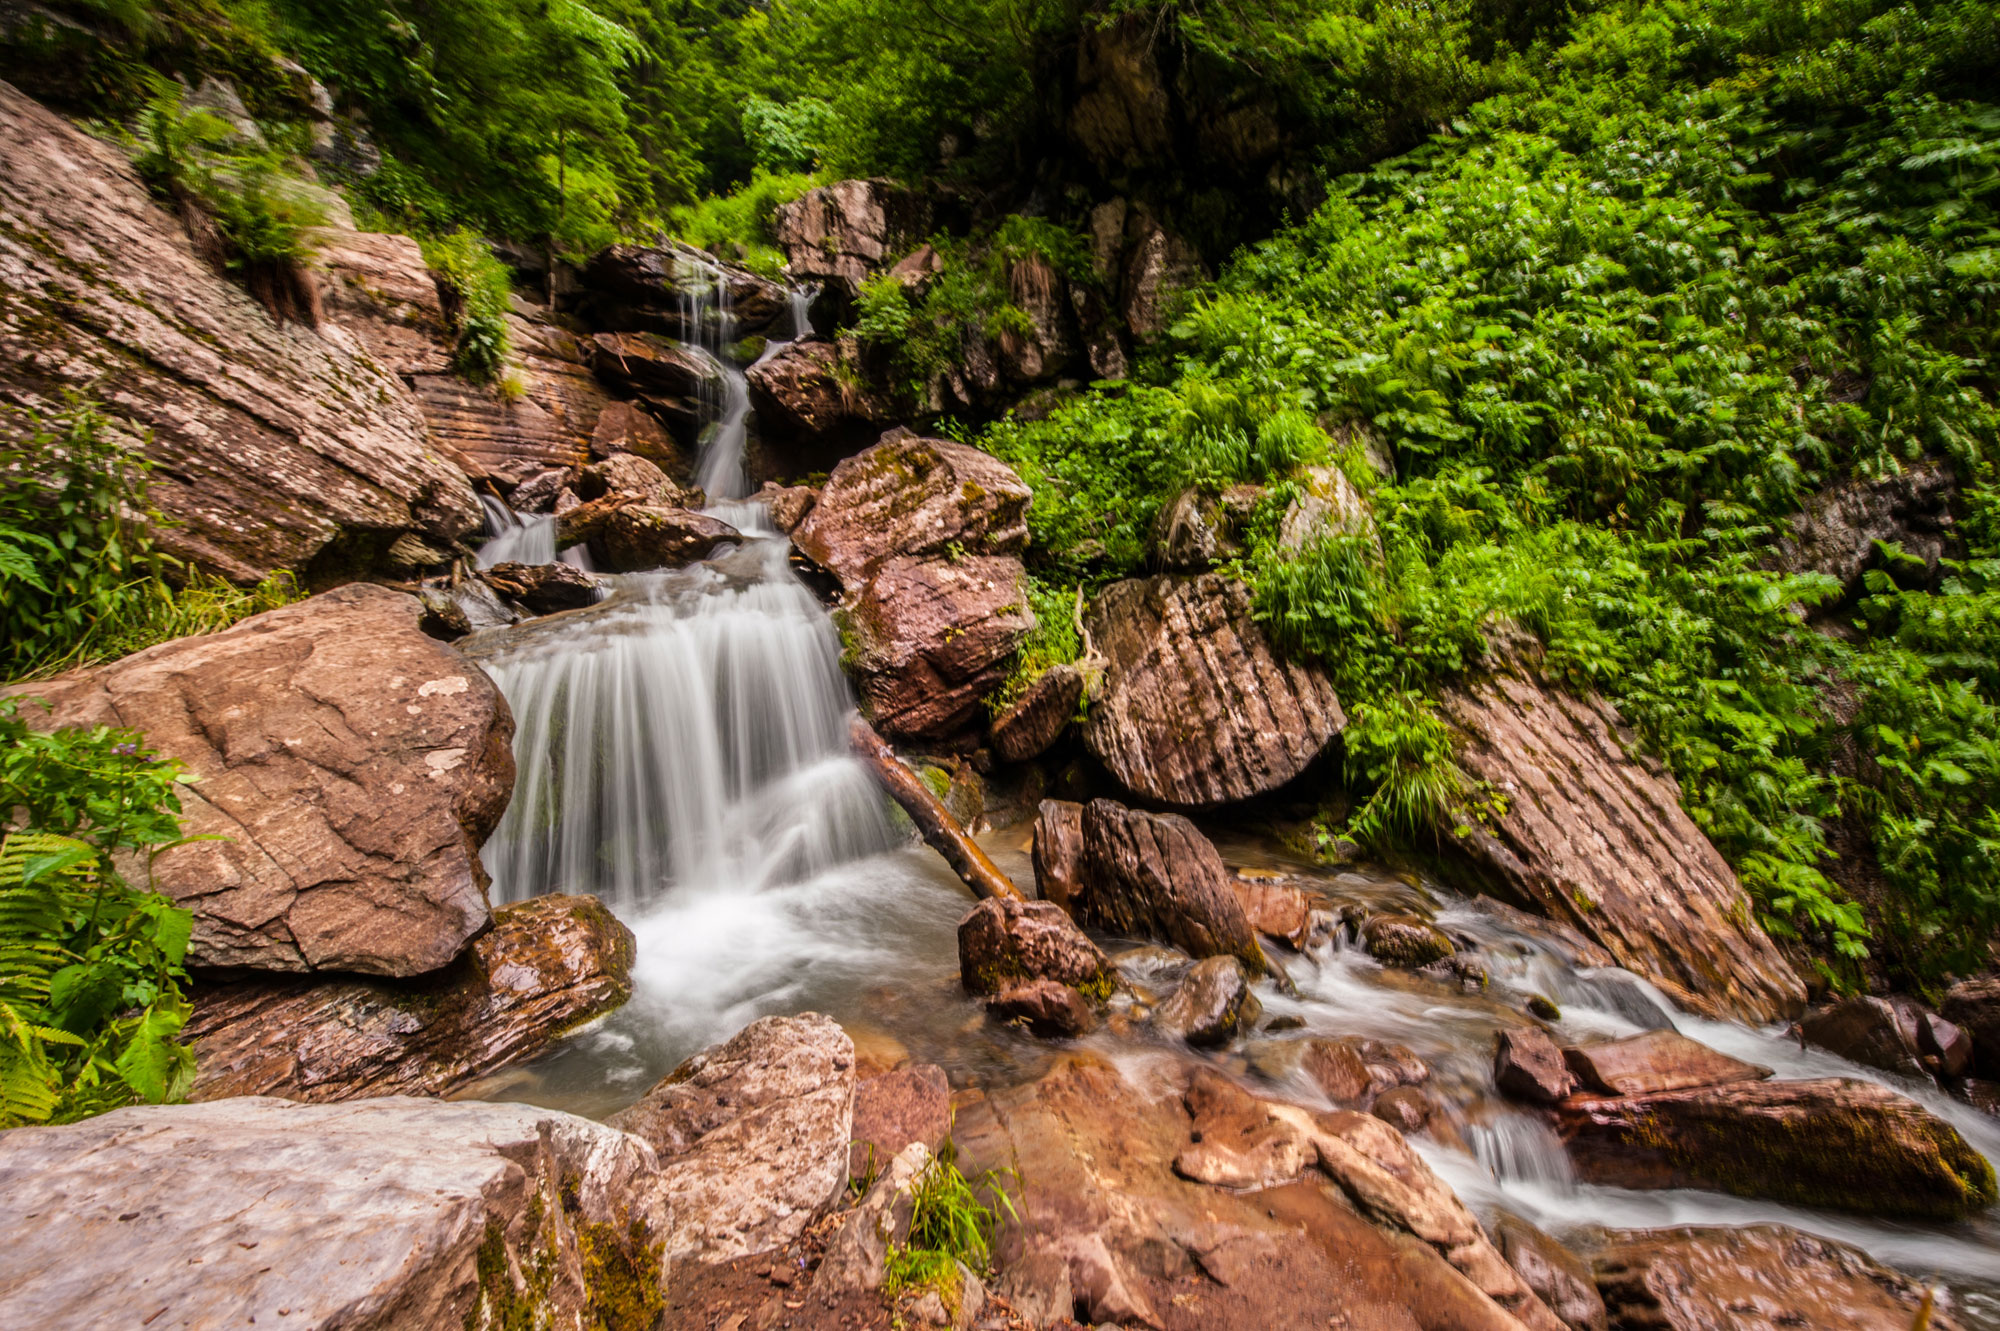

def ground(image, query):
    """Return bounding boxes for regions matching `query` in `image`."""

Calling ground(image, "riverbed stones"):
[1362,913,1455,968]
[1084,574,1346,806]
[1495,1028,1580,1104]
[0,82,481,582]
[989,977,1100,1038]
[1554,1076,1996,1219]
[1561,1030,1772,1098]
[185,894,634,1102]
[1441,661,1806,1024]
[609,1012,857,1264]
[5,585,512,975]
[1592,1225,1962,1331]
[990,663,1085,763]
[1152,956,1260,1046]
[850,1063,951,1183]
[478,560,599,615]
[1076,799,1268,974]
[0,1096,669,1331]
[957,896,1114,1000]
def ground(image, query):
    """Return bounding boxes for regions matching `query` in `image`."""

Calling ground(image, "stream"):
[458,259,2000,1326]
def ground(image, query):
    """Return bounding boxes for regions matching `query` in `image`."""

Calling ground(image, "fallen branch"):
[848,714,1024,902]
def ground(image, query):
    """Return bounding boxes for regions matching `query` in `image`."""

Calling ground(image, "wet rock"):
[1528,995,1562,1021]
[1152,956,1260,1047]
[1942,976,2000,1078]
[1230,874,1313,947]
[478,560,599,615]
[990,663,1085,764]
[580,244,789,338]
[1362,913,1455,968]
[1077,799,1268,973]
[1800,995,1927,1078]
[1923,1011,1974,1079]
[1492,1215,1607,1331]
[5,585,511,975]
[0,84,480,582]
[411,309,610,488]
[588,505,740,573]
[753,481,819,534]
[1269,1036,1430,1109]
[507,467,571,514]
[1593,1224,1960,1331]
[590,330,722,402]
[816,1141,931,1294]
[794,431,1032,589]
[1562,1030,1772,1097]
[0,1096,668,1331]
[1031,799,1087,913]
[991,979,1100,1039]
[772,179,930,299]
[609,1012,857,1263]
[1768,462,1958,602]
[185,895,634,1102]
[958,896,1114,999]
[414,585,473,640]
[850,1063,951,1183]
[843,554,1034,741]
[574,451,694,506]
[1442,662,1806,1024]
[1084,574,1345,806]
[1555,1076,1996,1219]
[1495,1028,1580,1105]
[587,398,683,472]
[1371,1086,1440,1137]
[745,338,890,441]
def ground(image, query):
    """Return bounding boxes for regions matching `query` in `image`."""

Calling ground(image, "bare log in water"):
[848,714,1025,902]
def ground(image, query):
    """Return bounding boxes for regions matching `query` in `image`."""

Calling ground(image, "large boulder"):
[579,244,789,339]
[793,430,1031,589]
[772,179,930,299]
[309,227,453,377]
[1561,1030,1771,1097]
[1492,1215,1607,1331]
[1084,574,1345,806]
[1441,661,1806,1024]
[1593,1225,1962,1331]
[478,560,600,615]
[6,585,513,975]
[0,1096,669,1331]
[841,554,1034,741]
[1076,798,1268,974]
[1494,1028,1580,1106]
[957,896,1114,999]
[609,1013,856,1264]
[588,505,740,573]
[184,894,634,1102]
[0,82,480,582]
[746,338,894,442]
[1554,1076,1995,1219]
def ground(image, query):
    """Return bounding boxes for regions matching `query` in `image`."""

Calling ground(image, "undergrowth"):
[881,1139,1017,1315]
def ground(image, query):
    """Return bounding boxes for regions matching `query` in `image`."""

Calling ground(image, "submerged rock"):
[1076,798,1268,974]
[609,1012,856,1264]
[1494,1028,1579,1105]
[1362,913,1455,968]
[1152,955,1260,1047]
[1084,574,1346,806]
[1442,661,1806,1024]
[185,895,633,1103]
[1593,1224,1962,1331]
[6,585,512,976]
[0,1096,669,1331]
[1031,798,1087,912]
[990,977,1100,1039]
[1555,1076,1996,1220]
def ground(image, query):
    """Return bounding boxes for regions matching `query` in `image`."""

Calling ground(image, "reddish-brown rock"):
[1942,975,2000,1078]
[849,1063,951,1182]
[1593,1225,1962,1331]
[1801,995,1929,1079]
[1230,875,1313,947]
[477,560,599,615]
[794,431,1032,589]
[590,330,721,402]
[1084,575,1345,807]
[772,180,930,297]
[1495,1028,1579,1105]
[745,338,895,442]
[1442,663,1806,1024]
[842,554,1033,741]
[990,979,1100,1039]
[588,398,683,472]
[958,896,1113,998]
[1491,1216,1607,1331]
[1555,1077,1996,1219]
[0,84,480,582]
[588,505,739,573]
[309,226,452,376]
[1077,799,1268,974]
[412,310,609,489]
[752,481,819,534]
[1032,798,1087,912]
[185,894,633,1101]
[989,663,1085,764]
[581,244,789,338]
[6,585,512,975]
[1562,1030,1771,1098]
[1152,956,1259,1047]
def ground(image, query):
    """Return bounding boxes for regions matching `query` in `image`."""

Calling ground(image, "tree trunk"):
[848,713,1024,902]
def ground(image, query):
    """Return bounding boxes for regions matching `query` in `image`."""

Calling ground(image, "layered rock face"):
[185,894,634,1102]
[1442,662,1805,1024]
[0,82,481,581]
[1074,798,1269,973]
[1085,574,1345,805]
[6,584,514,975]
[0,1096,670,1331]
[773,179,931,301]
[794,430,1031,584]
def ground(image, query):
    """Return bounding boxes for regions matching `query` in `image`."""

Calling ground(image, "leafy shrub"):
[992,577,1086,713]
[421,229,516,383]
[671,169,823,277]
[0,699,198,1127]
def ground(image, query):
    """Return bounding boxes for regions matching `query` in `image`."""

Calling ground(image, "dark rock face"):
[1769,462,1958,601]
[1492,1215,1608,1331]
[580,244,790,339]
[958,896,1114,999]
[1362,914,1455,969]
[1554,1077,1996,1220]
[1076,799,1268,973]
[590,330,722,404]
[850,1064,951,1182]
[1152,956,1259,1046]
[794,431,1032,588]
[588,398,683,472]
[478,560,599,615]
[990,978,1101,1038]
[185,895,633,1102]
[1800,996,1929,1079]
[0,83,481,582]
[1593,1225,1962,1331]
[746,338,894,444]
[1442,662,1806,1024]
[1561,1030,1771,1097]
[1032,798,1087,912]
[507,467,571,514]
[6,585,512,976]
[610,1013,856,1263]
[1085,574,1345,806]
[588,505,739,573]
[0,1097,669,1331]
[1942,976,2000,1078]
[990,663,1085,764]
[1494,1029,1579,1105]
[842,554,1033,741]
